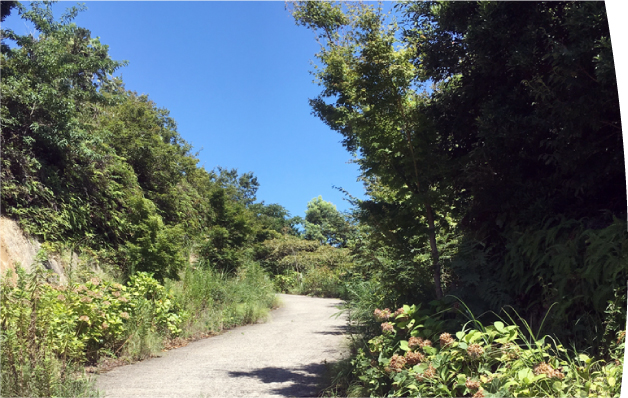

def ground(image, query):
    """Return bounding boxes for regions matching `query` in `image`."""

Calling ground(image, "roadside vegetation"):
[1,1,626,397]
[290,1,626,396]
[1,2,295,396]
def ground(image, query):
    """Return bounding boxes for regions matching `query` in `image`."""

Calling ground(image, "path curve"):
[96,294,349,397]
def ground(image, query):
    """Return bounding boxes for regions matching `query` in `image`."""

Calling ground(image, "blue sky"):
[4,1,628,221]
[4,1,372,219]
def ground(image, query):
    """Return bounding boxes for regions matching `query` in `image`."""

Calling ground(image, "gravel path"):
[96,294,349,397]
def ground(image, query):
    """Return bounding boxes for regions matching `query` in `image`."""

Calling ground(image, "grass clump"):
[168,261,277,338]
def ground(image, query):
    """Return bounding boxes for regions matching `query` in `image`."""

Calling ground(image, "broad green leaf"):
[578,353,592,364]
[517,368,533,382]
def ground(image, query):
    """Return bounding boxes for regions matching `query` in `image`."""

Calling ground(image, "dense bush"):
[0,267,99,397]
[348,304,625,397]
[257,235,354,297]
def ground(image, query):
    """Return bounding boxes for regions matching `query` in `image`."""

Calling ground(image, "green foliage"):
[1,267,183,368]
[249,202,302,237]
[0,2,200,281]
[303,196,355,247]
[400,0,625,346]
[403,1,623,230]
[295,0,625,356]
[165,262,277,337]
[2,2,281,284]
[0,267,99,398]
[1,1,127,243]
[1,261,278,395]
[349,303,624,397]
[120,197,188,281]
[196,186,256,274]
[99,91,205,232]
[211,167,259,207]
[449,216,628,350]
[291,1,461,298]
[257,234,354,297]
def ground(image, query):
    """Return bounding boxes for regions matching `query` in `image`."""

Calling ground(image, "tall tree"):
[1,1,127,240]
[292,1,458,297]
[403,1,624,234]
[401,2,625,338]
[303,196,354,247]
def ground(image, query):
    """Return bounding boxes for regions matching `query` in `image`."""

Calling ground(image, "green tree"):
[303,196,354,248]
[403,1,624,233]
[1,1,128,241]
[1,2,205,280]
[211,167,259,207]
[292,1,457,297]
[99,90,207,236]
[249,202,302,236]
[196,169,265,274]
[401,1,626,343]
[293,1,625,344]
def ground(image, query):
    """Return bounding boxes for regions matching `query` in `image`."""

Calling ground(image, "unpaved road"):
[96,294,349,397]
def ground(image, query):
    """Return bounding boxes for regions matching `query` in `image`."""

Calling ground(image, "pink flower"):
[381,322,394,334]
[408,336,423,349]
[374,308,392,321]
[405,351,424,365]
[467,344,485,359]
[439,332,454,348]
[389,354,406,372]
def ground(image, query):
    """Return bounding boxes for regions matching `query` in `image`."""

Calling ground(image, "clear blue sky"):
[4,1,371,219]
[4,1,628,220]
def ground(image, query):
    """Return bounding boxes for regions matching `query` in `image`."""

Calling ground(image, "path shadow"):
[228,363,325,397]
[314,323,349,336]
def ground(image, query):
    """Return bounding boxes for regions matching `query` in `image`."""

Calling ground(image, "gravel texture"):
[96,294,349,397]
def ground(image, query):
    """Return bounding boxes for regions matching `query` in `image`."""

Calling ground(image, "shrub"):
[258,235,354,297]
[350,303,625,397]
[1,267,98,397]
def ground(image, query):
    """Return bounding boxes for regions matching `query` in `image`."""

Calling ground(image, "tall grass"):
[166,261,278,339]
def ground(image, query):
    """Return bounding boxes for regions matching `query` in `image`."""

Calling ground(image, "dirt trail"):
[96,294,349,397]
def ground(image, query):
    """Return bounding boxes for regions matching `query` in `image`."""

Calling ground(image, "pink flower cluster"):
[373,308,392,321]
[439,332,455,347]
[404,351,424,365]
[381,322,394,334]
[467,344,484,359]
[533,362,564,379]
[408,336,433,350]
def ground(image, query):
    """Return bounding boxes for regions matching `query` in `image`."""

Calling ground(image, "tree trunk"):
[425,203,443,299]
